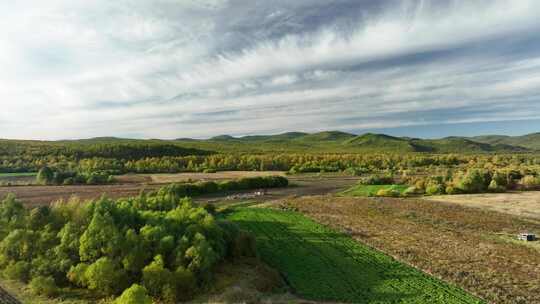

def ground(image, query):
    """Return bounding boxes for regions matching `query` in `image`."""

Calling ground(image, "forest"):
[0,186,259,303]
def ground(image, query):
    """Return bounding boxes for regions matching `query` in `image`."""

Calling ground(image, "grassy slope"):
[340,184,409,197]
[0,172,37,177]
[227,207,483,303]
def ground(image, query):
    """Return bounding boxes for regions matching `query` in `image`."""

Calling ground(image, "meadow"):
[340,184,409,197]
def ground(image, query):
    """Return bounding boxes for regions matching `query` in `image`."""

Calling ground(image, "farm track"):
[0,286,20,304]
[228,207,483,303]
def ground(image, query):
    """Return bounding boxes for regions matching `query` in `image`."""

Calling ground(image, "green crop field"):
[340,184,409,197]
[228,207,483,303]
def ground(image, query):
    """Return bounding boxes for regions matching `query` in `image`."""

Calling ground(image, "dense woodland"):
[1,133,540,175]
[0,186,261,302]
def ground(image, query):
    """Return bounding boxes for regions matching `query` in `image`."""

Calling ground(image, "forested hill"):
[471,133,540,150]
[173,131,530,153]
[0,131,535,157]
[0,139,213,159]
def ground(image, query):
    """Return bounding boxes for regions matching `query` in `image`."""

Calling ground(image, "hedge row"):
[157,176,289,198]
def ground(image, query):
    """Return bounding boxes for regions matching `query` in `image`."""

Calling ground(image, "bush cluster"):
[408,169,540,195]
[0,189,255,302]
[36,167,114,186]
[159,176,288,199]
[358,175,395,185]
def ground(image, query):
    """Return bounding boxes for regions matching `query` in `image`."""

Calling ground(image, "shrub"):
[36,167,54,185]
[3,261,30,282]
[63,177,75,185]
[173,267,196,301]
[84,257,128,296]
[359,175,394,185]
[445,185,462,195]
[403,186,423,196]
[375,188,400,197]
[519,175,540,190]
[488,180,506,193]
[115,284,152,304]
[425,184,445,196]
[456,170,488,193]
[491,171,508,188]
[29,276,58,297]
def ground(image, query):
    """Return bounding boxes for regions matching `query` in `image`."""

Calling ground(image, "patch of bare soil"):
[0,173,358,208]
[0,184,161,207]
[426,191,540,219]
[284,196,540,304]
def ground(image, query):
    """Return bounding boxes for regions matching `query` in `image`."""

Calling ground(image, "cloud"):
[0,0,539,139]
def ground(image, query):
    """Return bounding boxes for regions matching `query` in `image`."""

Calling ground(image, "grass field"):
[227,207,483,303]
[0,172,36,177]
[340,184,409,197]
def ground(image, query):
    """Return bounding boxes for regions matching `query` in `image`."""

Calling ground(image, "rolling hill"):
[173,131,530,153]
[471,133,540,150]
[2,131,536,155]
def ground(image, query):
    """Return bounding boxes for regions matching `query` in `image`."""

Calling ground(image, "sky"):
[1,0,540,140]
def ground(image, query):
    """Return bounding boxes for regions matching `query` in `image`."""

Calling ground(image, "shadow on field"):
[233,218,424,303]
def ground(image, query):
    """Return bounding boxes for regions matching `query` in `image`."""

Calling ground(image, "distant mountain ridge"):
[471,133,540,150]
[172,131,534,153]
[4,131,534,154]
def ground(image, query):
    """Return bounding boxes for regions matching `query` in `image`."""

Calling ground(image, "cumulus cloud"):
[0,0,539,139]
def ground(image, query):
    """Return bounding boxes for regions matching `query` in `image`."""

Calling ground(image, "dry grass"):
[283,196,540,304]
[426,191,540,219]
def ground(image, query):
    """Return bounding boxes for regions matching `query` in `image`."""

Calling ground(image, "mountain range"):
[172,131,536,153]
[3,131,538,154]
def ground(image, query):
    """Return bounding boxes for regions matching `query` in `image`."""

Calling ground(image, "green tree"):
[142,255,174,298]
[79,212,121,262]
[114,284,152,304]
[29,276,58,297]
[37,167,54,185]
[84,257,128,296]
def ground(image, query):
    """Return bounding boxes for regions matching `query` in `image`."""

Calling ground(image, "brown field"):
[283,195,540,304]
[426,191,540,219]
[0,184,162,207]
[115,171,286,184]
[0,172,358,207]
